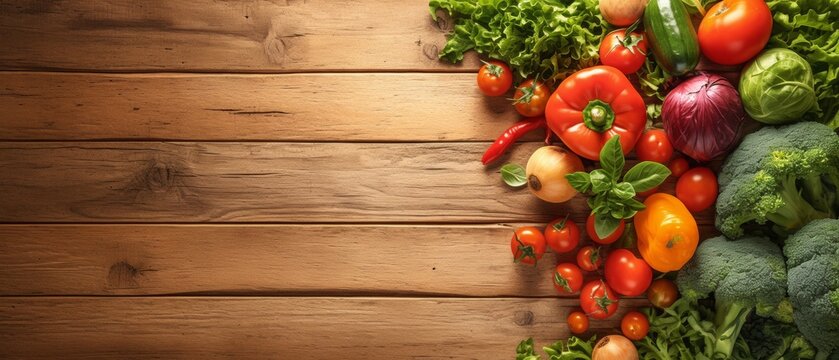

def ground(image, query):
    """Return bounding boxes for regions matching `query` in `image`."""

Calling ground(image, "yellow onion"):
[600,0,648,26]
[525,146,583,203]
[592,335,639,360]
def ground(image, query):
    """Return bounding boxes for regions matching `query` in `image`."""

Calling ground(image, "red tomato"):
[647,279,679,309]
[577,245,604,272]
[604,249,653,296]
[554,263,584,295]
[635,129,674,163]
[477,60,513,97]
[586,213,625,245]
[510,226,546,265]
[675,167,718,212]
[621,311,650,340]
[599,29,648,74]
[668,157,690,178]
[580,280,620,320]
[513,79,549,117]
[567,311,590,334]
[545,216,580,254]
[698,0,773,65]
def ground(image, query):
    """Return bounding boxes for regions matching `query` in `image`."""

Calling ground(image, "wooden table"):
[0,1,715,358]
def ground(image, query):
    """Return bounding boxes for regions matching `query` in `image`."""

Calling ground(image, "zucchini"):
[643,0,699,76]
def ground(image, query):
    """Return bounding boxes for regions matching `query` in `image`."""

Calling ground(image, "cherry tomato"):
[580,279,620,320]
[586,213,625,245]
[510,226,546,265]
[567,311,590,334]
[635,129,673,164]
[698,0,773,65]
[577,245,604,272]
[604,249,653,296]
[647,279,679,309]
[554,263,584,295]
[545,215,580,254]
[477,60,513,97]
[675,167,718,212]
[668,157,690,178]
[621,311,650,341]
[599,29,648,74]
[513,79,549,117]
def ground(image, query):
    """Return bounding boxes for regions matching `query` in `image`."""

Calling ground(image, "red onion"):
[662,73,746,162]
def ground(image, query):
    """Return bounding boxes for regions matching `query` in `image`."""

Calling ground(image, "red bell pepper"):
[545,66,646,161]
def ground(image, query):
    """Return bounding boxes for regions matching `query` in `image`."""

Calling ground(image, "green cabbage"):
[739,48,817,124]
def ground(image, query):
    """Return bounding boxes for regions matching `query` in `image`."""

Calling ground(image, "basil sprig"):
[565,136,670,238]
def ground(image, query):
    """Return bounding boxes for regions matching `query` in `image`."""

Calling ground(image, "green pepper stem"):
[582,100,616,133]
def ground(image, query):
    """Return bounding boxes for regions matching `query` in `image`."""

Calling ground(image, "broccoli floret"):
[784,218,839,359]
[677,236,788,359]
[716,122,839,238]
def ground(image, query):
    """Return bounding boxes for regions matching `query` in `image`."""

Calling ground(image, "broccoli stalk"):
[677,236,788,359]
[766,172,829,233]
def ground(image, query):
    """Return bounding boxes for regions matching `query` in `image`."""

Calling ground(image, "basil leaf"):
[590,169,611,193]
[611,182,636,200]
[599,136,625,181]
[626,198,647,211]
[500,163,527,187]
[594,212,621,239]
[624,161,671,192]
[565,172,592,193]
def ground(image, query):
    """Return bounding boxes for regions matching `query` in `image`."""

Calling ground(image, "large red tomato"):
[604,249,653,296]
[599,29,648,74]
[675,167,718,212]
[580,279,620,320]
[698,0,773,65]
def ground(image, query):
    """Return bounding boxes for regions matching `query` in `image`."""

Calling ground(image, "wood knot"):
[432,11,453,32]
[138,161,178,192]
[107,261,142,289]
[422,44,439,61]
[513,310,534,326]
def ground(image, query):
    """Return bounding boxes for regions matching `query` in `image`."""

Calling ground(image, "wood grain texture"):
[0,72,518,141]
[0,0,478,72]
[0,297,647,359]
[0,142,714,223]
[0,224,719,296]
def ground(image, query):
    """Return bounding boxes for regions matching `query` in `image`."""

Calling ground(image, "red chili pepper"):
[481,117,547,165]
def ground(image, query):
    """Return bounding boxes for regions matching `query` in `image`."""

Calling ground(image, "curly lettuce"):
[767,0,839,129]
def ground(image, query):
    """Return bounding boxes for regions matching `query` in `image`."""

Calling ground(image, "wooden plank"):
[0,224,719,296]
[0,142,714,223]
[0,297,647,359]
[0,72,519,141]
[0,0,478,72]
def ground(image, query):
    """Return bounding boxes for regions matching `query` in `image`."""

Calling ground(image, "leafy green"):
[429,0,669,99]
[636,298,753,360]
[566,136,670,238]
[543,336,596,360]
[766,0,839,129]
[515,336,596,360]
[429,0,605,80]
[501,163,527,187]
[517,338,542,360]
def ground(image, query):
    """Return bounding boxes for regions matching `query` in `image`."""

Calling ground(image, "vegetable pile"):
[428,0,838,358]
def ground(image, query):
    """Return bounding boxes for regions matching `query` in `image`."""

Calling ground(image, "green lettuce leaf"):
[766,0,839,129]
